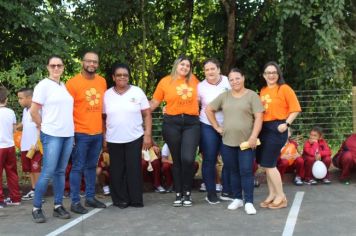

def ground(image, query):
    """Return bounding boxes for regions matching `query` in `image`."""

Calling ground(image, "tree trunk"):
[220,0,236,75]
[141,0,147,90]
[240,0,273,50]
[181,0,194,53]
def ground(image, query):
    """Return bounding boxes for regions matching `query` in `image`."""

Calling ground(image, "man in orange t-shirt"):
[66,51,107,214]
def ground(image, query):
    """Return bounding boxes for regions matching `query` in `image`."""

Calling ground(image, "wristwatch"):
[286,122,291,127]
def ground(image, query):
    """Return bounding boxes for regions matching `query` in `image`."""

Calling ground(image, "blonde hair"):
[170,55,193,84]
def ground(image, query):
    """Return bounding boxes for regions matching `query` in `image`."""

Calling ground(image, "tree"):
[220,0,236,75]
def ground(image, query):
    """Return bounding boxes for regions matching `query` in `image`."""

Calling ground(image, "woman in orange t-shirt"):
[150,55,200,207]
[257,61,301,210]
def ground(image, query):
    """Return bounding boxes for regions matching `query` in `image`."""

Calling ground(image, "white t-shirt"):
[104,86,150,143]
[198,75,230,125]
[161,143,170,157]
[0,107,16,148]
[32,78,74,137]
[21,108,38,151]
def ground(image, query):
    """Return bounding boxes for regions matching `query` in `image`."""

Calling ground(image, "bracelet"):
[286,122,291,127]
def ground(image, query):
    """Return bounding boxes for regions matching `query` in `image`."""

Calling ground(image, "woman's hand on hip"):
[277,123,288,133]
[214,126,224,135]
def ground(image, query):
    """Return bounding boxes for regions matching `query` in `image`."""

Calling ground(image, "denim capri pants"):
[256,120,288,168]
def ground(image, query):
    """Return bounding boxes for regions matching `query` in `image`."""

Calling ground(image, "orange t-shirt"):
[152,75,199,115]
[280,142,298,166]
[260,84,301,121]
[66,73,107,134]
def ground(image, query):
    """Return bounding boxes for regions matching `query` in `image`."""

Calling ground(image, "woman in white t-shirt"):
[198,59,230,204]
[103,63,152,209]
[30,56,74,223]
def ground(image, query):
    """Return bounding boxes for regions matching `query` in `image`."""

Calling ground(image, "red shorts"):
[21,151,42,173]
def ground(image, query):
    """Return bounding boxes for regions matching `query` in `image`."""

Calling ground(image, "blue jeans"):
[221,144,255,203]
[200,122,222,193]
[221,165,231,194]
[33,132,74,208]
[70,133,103,204]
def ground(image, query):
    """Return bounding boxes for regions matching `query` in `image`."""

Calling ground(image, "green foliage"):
[276,0,352,89]
[0,63,42,117]
[0,0,355,146]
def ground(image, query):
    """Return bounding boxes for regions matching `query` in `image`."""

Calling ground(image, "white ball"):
[312,160,327,179]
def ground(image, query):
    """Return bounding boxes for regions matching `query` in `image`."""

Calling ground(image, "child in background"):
[199,155,223,193]
[0,87,21,207]
[277,129,304,186]
[142,144,166,193]
[302,126,332,185]
[161,143,174,192]
[17,88,42,201]
[161,143,199,193]
[333,134,356,184]
[97,152,110,195]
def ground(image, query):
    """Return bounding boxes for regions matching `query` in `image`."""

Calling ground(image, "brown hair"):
[262,61,286,85]
[311,126,324,137]
[170,55,193,84]
[0,86,9,104]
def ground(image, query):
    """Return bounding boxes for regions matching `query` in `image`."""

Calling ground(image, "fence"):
[152,89,354,151]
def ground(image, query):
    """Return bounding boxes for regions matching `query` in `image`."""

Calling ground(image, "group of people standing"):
[0,51,302,223]
[152,57,301,214]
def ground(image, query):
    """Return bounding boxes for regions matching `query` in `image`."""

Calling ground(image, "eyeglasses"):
[115,73,129,78]
[263,71,278,76]
[83,59,99,64]
[48,64,64,69]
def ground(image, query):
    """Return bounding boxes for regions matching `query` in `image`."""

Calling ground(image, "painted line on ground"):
[46,202,112,236]
[282,191,305,236]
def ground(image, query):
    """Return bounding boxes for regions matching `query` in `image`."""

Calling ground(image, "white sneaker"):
[4,197,21,206]
[215,184,222,192]
[154,186,166,193]
[199,183,206,192]
[244,203,257,215]
[227,199,243,210]
[103,186,110,195]
[22,190,35,201]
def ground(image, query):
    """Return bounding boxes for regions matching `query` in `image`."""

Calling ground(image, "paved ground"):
[1,171,356,236]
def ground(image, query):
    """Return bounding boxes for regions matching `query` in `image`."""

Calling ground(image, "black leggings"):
[107,136,143,205]
[162,114,200,193]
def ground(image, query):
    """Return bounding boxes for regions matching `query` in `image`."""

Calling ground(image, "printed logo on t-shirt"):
[130,98,137,103]
[176,84,193,100]
[32,161,40,171]
[261,94,272,109]
[85,88,101,106]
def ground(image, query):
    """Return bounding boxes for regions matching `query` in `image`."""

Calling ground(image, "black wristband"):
[286,122,291,127]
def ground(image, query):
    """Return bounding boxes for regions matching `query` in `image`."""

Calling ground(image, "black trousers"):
[162,114,200,193]
[107,136,143,205]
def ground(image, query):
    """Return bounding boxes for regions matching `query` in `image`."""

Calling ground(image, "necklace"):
[113,85,131,95]
[48,77,61,85]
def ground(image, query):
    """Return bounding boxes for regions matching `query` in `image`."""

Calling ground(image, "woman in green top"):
[205,68,264,215]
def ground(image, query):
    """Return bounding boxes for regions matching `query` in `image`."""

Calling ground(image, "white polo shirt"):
[20,108,38,151]
[104,86,150,143]
[198,75,230,125]
[32,78,74,137]
[0,107,16,148]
